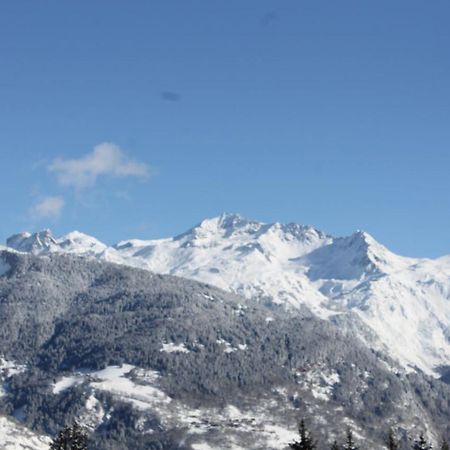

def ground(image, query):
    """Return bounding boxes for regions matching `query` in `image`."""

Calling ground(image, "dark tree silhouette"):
[441,439,450,450]
[386,429,399,450]
[331,440,340,450]
[413,433,432,450]
[49,422,88,450]
[289,419,316,450]
[343,428,358,450]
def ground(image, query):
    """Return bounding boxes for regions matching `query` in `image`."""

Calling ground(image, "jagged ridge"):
[4,213,450,375]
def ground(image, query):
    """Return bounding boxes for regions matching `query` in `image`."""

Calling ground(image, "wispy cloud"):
[30,196,65,220]
[49,142,151,190]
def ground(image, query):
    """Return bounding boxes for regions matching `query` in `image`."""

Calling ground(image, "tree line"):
[49,419,450,450]
[289,419,449,450]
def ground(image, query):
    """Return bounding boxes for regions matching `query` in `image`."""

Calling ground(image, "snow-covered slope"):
[50,364,301,449]
[5,214,450,376]
[0,416,50,450]
[2,250,448,449]
[112,215,333,315]
[6,230,106,256]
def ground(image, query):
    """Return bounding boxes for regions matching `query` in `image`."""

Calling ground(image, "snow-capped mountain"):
[6,229,107,256]
[6,213,450,376]
[1,249,449,449]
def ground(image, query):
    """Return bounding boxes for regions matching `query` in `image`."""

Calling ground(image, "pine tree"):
[343,428,358,450]
[331,440,340,450]
[49,422,88,450]
[289,419,316,450]
[386,429,399,450]
[441,439,449,450]
[413,433,432,450]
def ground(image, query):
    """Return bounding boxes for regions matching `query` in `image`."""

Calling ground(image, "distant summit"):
[6,229,106,256]
[7,230,56,253]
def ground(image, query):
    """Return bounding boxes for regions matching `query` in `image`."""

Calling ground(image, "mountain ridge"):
[4,213,450,376]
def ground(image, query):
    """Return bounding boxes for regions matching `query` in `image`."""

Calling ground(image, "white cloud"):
[30,196,65,220]
[49,142,150,190]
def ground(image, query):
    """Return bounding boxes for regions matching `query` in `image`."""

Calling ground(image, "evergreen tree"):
[343,428,358,450]
[49,422,88,450]
[289,419,316,450]
[386,429,399,450]
[413,433,432,450]
[331,440,340,450]
[441,439,449,450]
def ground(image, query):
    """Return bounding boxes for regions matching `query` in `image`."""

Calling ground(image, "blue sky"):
[1,1,449,257]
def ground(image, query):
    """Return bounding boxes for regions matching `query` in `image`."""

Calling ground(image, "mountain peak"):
[200,213,253,231]
[175,213,262,243]
[6,229,106,256]
[217,212,249,228]
[57,231,107,255]
[195,214,326,241]
[352,230,379,246]
[347,230,415,269]
[6,229,56,254]
[344,230,379,254]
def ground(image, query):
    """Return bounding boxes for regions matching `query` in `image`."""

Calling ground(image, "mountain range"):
[1,248,450,449]
[2,214,450,449]
[6,213,450,377]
